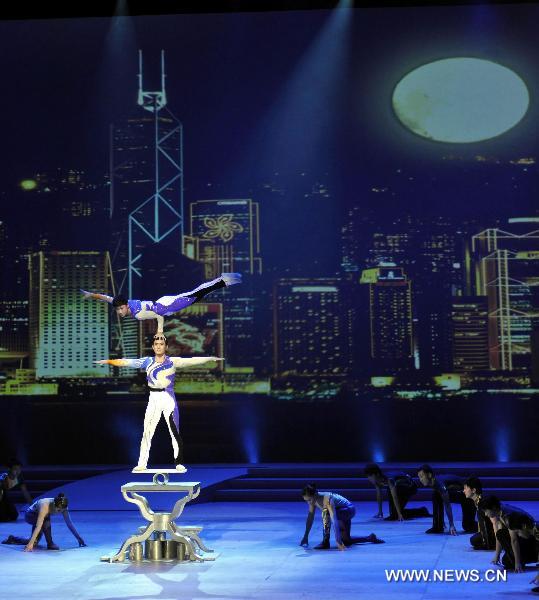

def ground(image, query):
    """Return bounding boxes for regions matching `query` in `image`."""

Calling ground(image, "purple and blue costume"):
[123,355,219,469]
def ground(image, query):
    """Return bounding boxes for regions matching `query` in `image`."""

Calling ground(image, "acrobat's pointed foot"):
[221,273,242,286]
[175,464,187,473]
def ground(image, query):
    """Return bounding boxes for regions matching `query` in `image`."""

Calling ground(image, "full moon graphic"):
[392,58,529,143]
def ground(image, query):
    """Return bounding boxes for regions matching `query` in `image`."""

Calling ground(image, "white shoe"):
[221,273,242,286]
[175,464,187,473]
[132,465,147,473]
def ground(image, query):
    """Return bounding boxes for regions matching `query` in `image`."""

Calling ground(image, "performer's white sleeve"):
[171,357,219,368]
[122,357,149,369]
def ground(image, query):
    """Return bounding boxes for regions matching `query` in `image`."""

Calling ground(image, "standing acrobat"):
[96,334,223,472]
[82,272,241,333]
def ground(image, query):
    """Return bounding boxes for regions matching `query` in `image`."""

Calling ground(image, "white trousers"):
[137,391,180,468]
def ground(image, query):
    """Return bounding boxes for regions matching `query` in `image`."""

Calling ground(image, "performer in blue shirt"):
[82,272,241,333]
[24,493,85,552]
[300,483,384,550]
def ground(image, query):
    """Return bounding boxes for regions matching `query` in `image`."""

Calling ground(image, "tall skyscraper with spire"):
[109,50,186,358]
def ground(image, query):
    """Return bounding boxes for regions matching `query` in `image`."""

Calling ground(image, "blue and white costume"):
[127,297,196,330]
[124,355,219,470]
[82,273,242,332]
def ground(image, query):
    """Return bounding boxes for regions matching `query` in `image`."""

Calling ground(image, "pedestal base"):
[101,474,217,563]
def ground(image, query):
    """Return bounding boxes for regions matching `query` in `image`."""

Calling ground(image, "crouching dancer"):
[479,495,538,573]
[24,493,85,552]
[300,483,384,550]
[463,476,495,550]
[364,463,429,521]
[417,464,477,535]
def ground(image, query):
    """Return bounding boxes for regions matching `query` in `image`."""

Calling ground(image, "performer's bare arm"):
[374,484,383,518]
[388,480,405,521]
[81,290,113,303]
[441,491,457,535]
[24,501,49,551]
[300,502,316,546]
[155,315,165,334]
[63,510,86,546]
[490,516,503,564]
[509,528,524,572]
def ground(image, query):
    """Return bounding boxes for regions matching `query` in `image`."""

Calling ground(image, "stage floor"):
[1,501,537,600]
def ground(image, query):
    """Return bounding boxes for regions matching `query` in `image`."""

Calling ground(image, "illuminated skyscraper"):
[189,199,262,278]
[472,220,539,370]
[189,198,262,367]
[342,210,478,371]
[110,51,184,296]
[29,251,112,378]
[341,206,369,274]
[451,297,489,371]
[273,278,353,376]
[0,220,32,359]
[360,264,413,371]
[0,300,28,355]
[110,109,183,291]
[109,51,184,358]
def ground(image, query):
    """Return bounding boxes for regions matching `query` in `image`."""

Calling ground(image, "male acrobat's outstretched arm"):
[170,356,224,368]
[95,358,146,368]
[81,290,114,303]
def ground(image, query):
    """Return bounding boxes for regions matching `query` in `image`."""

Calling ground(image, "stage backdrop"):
[0,4,538,464]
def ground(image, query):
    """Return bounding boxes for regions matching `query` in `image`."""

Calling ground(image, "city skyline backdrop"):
[0,5,538,399]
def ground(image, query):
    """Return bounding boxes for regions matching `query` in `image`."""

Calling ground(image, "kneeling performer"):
[24,493,85,552]
[300,483,384,550]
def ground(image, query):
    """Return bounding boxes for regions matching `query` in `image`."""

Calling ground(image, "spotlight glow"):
[242,428,259,464]
[372,445,385,463]
[392,58,529,143]
[496,428,510,462]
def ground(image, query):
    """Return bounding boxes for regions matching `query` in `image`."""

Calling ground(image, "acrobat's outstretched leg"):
[154,273,242,315]
[188,273,242,298]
